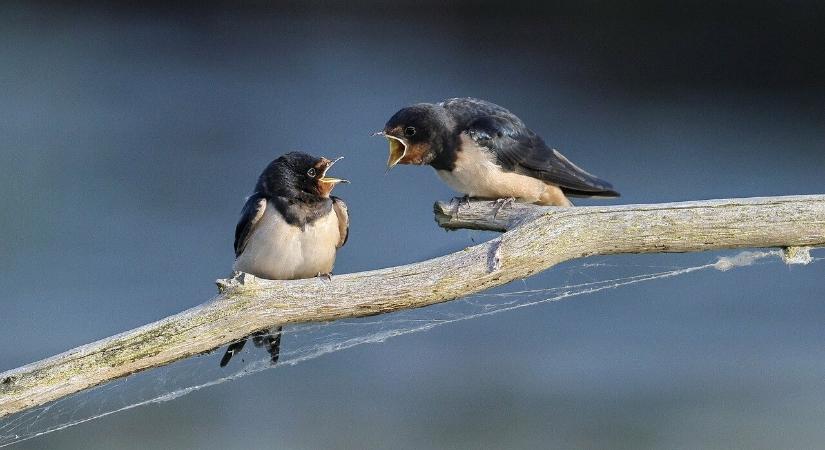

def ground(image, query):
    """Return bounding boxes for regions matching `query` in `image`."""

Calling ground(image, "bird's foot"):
[317,272,333,281]
[492,197,516,219]
[454,195,472,213]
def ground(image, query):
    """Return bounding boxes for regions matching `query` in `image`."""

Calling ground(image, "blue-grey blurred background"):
[2,1,824,448]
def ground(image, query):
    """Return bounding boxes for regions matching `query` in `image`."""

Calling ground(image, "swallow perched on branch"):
[379,97,619,206]
[220,152,350,367]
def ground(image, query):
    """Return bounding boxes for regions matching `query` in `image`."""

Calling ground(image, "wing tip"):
[585,176,620,197]
[580,179,621,198]
[560,185,621,198]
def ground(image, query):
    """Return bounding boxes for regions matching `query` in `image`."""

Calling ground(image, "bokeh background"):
[2,1,824,448]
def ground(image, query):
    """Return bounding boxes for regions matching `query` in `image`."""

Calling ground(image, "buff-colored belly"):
[233,204,340,279]
[436,135,571,206]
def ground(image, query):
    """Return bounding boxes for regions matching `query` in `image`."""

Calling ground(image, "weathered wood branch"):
[2,194,824,418]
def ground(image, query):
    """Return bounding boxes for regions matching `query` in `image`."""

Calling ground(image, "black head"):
[379,103,454,169]
[255,151,348,200]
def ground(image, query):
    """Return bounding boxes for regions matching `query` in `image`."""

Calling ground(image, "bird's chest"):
[234,204,339,279]
[435,137,546,201]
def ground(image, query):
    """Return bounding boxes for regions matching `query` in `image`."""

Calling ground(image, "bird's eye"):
[404,126,416,137]
[307,168,316,177]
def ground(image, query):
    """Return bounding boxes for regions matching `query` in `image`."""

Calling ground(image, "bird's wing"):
[234,193,267,257]
[331,196,349,248]
[465,115,619,196]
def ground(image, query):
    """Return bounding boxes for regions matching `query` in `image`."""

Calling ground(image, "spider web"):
[0,249,821,447]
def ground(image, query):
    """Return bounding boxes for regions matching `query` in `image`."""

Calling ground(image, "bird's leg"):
[492,197,516,219]
[316,272,333,281]
[453,194,471,214]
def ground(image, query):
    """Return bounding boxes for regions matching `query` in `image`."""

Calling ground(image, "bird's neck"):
[271,195,333,228]
[428,149,454,171]
[428,128,460,171]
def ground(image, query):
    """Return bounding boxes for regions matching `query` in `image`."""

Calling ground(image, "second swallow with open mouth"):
[378,97,619,206]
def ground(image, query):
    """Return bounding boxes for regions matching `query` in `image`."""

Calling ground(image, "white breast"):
[436,134,550,203]
[233,203,340,280]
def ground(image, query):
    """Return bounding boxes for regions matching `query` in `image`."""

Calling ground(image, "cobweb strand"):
[1,249,821,448]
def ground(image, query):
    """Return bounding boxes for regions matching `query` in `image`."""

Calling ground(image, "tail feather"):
[252,331,267,348]
[219,338,248,367]
[220,327,283,367]
[264,326,283,364]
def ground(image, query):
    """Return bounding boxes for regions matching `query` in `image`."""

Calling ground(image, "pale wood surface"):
[2,195,824,418]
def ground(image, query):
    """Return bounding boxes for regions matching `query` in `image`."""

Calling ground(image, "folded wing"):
[234,193,268,257]
[331,196,349,248]
[466,115,619,197]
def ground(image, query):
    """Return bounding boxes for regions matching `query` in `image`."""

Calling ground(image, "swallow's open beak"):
[319,156,349,184]
[382,134,408,170]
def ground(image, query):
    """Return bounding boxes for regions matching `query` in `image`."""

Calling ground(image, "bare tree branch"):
[2,195,824,418]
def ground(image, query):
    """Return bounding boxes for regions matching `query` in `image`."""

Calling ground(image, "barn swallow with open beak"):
[220,152,350,367]
[378,97,619,206]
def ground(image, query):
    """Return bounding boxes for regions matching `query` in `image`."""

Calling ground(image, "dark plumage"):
[380,97,619,206]
[220,151,349,367]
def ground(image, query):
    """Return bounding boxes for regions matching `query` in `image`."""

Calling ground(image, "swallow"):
[379,97,619,206]
[220,151,350,367]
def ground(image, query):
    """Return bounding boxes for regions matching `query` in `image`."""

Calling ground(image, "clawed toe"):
[453,195,472,213]
[492,197,516,219]
[317,272,333,281]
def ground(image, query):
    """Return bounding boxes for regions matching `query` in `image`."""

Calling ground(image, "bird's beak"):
[382,134,408,170]
[319,156,350,185]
